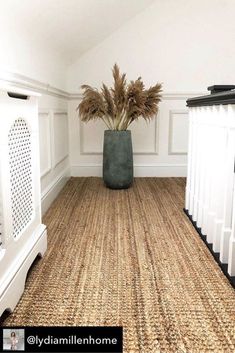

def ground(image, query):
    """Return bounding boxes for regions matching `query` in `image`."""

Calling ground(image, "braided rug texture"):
[2,177,235,352]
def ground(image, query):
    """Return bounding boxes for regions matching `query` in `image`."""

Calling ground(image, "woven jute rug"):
[2,178,235,352]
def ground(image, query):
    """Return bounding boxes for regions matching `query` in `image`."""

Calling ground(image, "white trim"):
[0,71,69,99]
[53,111,68,115]
[0,82,41,97]
[162,92,206,100]
[69,93,83,100]
[41,167,71,215]
[54,155,69,169]
[71,164,187,177]
[40,168,51,179]
[69,91,206,101]
[0,70,205,101]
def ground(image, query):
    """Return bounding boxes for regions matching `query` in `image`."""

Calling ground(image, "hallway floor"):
[3,178,235,352]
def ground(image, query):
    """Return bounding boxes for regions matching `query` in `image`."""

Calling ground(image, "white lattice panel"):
[8,118,33,238]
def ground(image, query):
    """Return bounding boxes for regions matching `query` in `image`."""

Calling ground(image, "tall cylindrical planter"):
[103,130,133,189]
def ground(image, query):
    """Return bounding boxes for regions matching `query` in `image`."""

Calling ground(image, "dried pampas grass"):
[78,64,162,130]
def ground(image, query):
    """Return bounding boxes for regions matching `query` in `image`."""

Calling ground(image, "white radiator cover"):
[0,85,47,317]
[185,104,235,276]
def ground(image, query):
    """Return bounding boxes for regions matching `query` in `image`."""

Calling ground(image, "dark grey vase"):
[103,130,133,189]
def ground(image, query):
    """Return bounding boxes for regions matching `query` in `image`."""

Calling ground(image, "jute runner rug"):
[2,178,235,352]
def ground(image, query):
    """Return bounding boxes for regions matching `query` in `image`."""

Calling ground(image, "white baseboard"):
[41,167,71,215]
[71,164,187,178]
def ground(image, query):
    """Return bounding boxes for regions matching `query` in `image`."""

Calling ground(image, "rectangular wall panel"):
[39,112,52,178]
[168,110,189,155]
[53,112,69,167]
[80,116,158,155]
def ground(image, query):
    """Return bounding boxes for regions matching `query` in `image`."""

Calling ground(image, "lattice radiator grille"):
[8,118,33,238]
[0,88,47,319]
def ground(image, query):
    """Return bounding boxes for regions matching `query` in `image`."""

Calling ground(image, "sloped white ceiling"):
[1,0,155,63]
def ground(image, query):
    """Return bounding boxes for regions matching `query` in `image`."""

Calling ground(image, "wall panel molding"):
[39,111,52,178]
[168,109,189,155]
[39,109,69,177]
[39,108,70,214]
[79,115,159,155]
[70,94,191,177]
[52,111,69,168]
[1,69,197,178]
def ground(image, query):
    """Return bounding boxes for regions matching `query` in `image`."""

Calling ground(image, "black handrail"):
[187,85,235,107]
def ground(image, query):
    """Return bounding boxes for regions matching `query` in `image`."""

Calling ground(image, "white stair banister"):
[185,85,235,284]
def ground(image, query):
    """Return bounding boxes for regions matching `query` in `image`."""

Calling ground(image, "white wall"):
[66,0,235,177]
[67,0,235,92]
[0,7,67,90]
[2,0,235,186]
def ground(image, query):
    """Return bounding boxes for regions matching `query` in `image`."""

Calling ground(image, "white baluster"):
[189,108,198,216]
[185,108,194,212]
[197,108,207,229]
[206,106,220,244]
[212,106,227,252]
[192,107,201,222]
[201,107,212,235]
[221,105,235,264]
[228,177,235,276]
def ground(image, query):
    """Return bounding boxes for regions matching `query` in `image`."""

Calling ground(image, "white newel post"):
[185,85,235,282]
[0,85,47,317]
